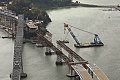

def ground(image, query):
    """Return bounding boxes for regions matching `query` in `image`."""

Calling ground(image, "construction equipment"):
[63,23,104,48]
[91,34,103,45]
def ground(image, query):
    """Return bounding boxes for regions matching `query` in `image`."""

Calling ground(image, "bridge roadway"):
[57,40,109,80]
[87,63,109,80]
[11,15,27,80]
[71,64,93,80]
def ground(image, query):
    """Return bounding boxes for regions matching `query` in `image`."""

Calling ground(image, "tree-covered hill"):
[0,0,72,25]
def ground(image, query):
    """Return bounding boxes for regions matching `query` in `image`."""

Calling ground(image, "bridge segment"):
[71,64,93,80]
[87,63,109,80]
[56,40,109,80]
[56,40,86,62]
[37,33,94,80]
[11,15,27,80]
[37,32,73,65]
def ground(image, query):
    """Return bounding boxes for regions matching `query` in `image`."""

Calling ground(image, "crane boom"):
[66,26,80,45]
[69,25,95,35]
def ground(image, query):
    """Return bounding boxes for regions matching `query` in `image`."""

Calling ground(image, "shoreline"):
[46,2,117,10]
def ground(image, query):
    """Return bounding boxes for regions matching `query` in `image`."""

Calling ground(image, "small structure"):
[26,21,38,32]
[24,20,38,43]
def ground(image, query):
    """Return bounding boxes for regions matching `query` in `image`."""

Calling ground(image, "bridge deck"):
[57,40,86,61]
[11,15,24,80]
[37,33,73,63]
[72,64,93,80]
[87,64,109,80]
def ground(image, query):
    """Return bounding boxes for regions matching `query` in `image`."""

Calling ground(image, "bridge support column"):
[56,52,63,65]
[56,44,63,65]
[67,67,76,77]
[45,47,52,55]
[10,73,27,78]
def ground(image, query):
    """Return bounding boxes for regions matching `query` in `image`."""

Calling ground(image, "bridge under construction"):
[0,7,109,80]
[37,32,109,80]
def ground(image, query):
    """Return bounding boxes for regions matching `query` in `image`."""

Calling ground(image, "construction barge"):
[63,23,104,48]
[74,43,104,48]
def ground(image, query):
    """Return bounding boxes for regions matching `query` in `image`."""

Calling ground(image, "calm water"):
[0,1,120,80]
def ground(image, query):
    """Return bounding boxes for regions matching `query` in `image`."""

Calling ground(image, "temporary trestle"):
[45,32,52,55]
[37,32,73,66]
[57,40,89,69]
[56,40,86,62]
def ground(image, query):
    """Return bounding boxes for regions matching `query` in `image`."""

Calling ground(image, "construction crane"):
[91,34,103,45]
[63,23,104,48]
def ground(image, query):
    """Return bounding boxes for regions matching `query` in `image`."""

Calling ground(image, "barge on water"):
[63,23,104,48]
[74,42,104,48]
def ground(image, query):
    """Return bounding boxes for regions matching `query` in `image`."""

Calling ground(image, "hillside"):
[0,0,72,24]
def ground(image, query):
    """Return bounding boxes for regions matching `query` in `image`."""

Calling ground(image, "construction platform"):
[74,43,104,48]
